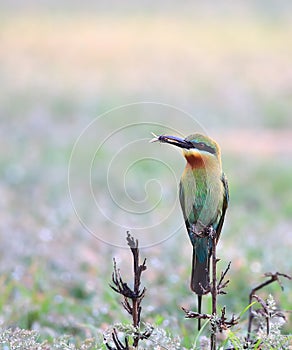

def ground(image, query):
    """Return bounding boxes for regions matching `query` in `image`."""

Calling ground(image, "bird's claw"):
[191,223,213,238]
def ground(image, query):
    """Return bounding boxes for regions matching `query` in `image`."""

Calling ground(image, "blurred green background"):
[0,1,291,346]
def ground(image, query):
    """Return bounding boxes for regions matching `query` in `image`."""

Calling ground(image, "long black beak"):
[151,134,193,149]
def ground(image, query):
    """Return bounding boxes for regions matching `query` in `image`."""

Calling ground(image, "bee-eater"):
[151,133,229,329]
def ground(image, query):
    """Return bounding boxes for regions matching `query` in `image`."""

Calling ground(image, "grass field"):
[0,6,291,348]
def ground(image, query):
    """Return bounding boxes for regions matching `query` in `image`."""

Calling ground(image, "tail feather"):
[191,248,209,294]
[191,247,210,331]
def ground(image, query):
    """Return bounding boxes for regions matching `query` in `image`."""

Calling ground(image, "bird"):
[150,132,229,330]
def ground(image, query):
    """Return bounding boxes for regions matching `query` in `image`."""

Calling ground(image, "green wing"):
[179,180,190,229]
[215,172,229,242]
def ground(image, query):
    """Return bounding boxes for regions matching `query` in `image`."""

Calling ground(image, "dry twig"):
[107,232,148,348]
[247,271,291,341]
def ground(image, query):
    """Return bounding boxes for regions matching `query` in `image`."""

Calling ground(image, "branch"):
[247,271,291,341]
[182,307,211,320]
[104,328,129,350]
[108,232,147,348]
[218,306,239,331]
[182,306,238,331]
[210,226,217,350]
[217,261,231,295]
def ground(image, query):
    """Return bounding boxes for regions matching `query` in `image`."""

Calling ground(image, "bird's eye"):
[199,143,205,148]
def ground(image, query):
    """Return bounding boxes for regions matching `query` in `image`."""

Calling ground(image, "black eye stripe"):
[192,141,216,154]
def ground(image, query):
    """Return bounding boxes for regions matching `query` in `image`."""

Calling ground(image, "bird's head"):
[150,133,221,169]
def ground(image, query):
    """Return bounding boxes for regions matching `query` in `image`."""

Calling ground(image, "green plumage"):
[178,135,228,331]
[151,132,229,330]
[179,168,228,293]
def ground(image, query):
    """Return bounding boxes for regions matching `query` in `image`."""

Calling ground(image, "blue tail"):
[191,238,210,294]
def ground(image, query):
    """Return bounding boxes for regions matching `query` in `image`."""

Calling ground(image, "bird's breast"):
[180,165,224,228]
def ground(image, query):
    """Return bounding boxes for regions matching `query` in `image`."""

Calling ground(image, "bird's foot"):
[191,224,204,237]
[207,226,216,239]
[191,223,214,238]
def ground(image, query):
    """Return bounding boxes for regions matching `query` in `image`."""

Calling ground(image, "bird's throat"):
[183,151,205,169]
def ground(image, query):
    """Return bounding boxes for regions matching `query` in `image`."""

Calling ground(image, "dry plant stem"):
[105,329,129,350]
[219,307,239,331]
[252,294,271,335]
[217,262,231,294]
[247,271,292,341]
[183,306,238,331]
[109,232,147,349]
[182,308,211,320]
[210,227,217,350]
[126,233,147,328]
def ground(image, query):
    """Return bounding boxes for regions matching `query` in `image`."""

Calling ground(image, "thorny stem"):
[217,262,231,294]
[252,294,271,335]
[247,272,291,341]
[105,329,129,350]
[109,232,147,349]
[126,232,147,330]
[129,238,139,329]
[210,227,217,350]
